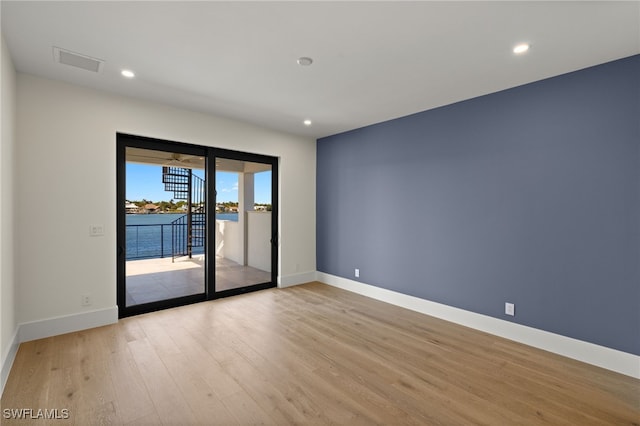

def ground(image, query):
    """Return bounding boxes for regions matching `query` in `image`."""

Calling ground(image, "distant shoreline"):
[126,212,184,215]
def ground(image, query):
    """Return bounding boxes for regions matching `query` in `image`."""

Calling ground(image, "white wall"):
[248,212,271,272]
[215,219,242,264]
[1,36,17,389]
[15,73,316,326]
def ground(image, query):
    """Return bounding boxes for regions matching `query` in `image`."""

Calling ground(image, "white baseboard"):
[317,272,640,379]
[1,327,19,396]
[18,306,118,343]
[278,271,316,288]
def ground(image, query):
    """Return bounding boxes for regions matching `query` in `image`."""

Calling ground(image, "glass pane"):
[215,158,272,291]
[124,147,206,306]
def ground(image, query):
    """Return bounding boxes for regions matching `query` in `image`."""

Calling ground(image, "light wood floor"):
[2,282,639,425]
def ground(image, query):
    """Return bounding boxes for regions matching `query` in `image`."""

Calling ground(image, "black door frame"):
[207,147,279,299]
[117,133,279,318]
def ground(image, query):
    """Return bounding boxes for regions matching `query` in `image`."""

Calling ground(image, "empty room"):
[1,1,639,425]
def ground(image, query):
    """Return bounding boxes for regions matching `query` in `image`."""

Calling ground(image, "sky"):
[126,163,272,204]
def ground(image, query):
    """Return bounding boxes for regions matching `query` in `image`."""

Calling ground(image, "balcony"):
[125,213,272,307]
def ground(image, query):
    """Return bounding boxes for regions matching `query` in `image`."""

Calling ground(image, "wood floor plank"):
[2,282,639,425]
[123,410,163,426]
[126,337,198,425]
[107,346,156,423]
[2,340,52,411]
[219,300,377,425]
[159,352,239,425]
[221,355,310,425]
[220,389,277,426]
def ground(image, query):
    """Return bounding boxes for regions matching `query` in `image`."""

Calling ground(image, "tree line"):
[129,200,270,212]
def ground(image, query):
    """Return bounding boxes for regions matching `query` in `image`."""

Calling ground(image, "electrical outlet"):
[505,302,515,316]
[355,268,360,278]
[82,295,91,306]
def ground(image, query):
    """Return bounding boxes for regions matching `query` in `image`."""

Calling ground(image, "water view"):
[126,213,238,260]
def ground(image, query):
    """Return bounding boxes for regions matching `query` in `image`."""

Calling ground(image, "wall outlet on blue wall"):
[355,268,360,278]
[505,303,515,316]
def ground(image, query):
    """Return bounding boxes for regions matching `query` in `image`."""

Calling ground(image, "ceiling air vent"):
[53,47,104,73]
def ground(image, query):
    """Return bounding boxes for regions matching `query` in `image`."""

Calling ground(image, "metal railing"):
[126,220,205,261]
[125,223,173,260]
[171,213,206,261]
[162,167,206,262]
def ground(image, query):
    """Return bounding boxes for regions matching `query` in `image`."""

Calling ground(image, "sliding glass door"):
[117,134,278,318]
[211,150,278,295]
[117,135,208,317]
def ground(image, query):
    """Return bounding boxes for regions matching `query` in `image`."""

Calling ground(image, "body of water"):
[126,213,237,260]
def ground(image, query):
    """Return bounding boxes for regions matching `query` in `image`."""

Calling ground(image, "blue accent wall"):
[317,55,640,355]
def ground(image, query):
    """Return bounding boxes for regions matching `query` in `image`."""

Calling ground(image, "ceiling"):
[2,1,639,139]
[126,147,271,173]
[126,147,205,169]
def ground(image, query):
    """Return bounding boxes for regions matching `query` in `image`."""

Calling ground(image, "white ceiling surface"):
[2,1,639,139]
[125,147,270,173]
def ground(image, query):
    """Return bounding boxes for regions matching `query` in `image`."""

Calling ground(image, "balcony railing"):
[126,213,268,269]
[125,224,171,260]
[125,223,204,260]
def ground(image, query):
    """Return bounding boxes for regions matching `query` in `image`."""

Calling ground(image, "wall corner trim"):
[1,327,20,397]
[18,306,119,344]
[279,271,317,288]
[316,272,640,379]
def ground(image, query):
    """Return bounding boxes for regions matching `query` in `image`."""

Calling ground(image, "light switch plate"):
[90,224,104,236]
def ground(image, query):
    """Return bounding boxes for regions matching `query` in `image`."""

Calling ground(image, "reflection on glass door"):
[214,156,275,293]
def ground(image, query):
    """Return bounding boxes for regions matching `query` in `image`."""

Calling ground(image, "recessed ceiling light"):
[297,57,313,66]
[513,43,530,54]
[121,69,135,78]
[303,119,312,126]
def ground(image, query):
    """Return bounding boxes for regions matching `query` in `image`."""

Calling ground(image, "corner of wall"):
[278,271,317,288]
[0,34,19,397]
[0,329,19,396]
